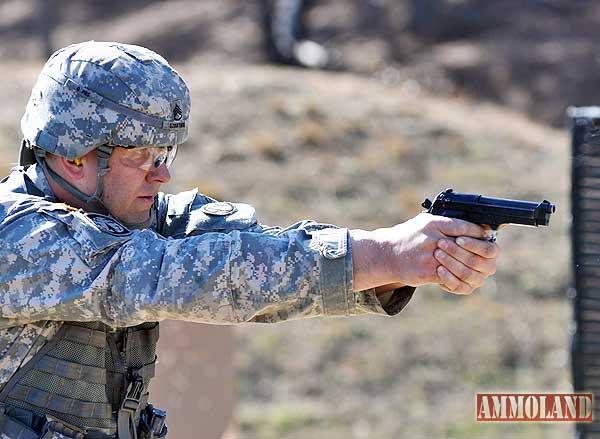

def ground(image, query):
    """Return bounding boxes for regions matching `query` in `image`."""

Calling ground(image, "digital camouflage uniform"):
[0,42,414,438]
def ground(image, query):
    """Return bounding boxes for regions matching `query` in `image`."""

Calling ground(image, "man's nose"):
[147,163,171,183]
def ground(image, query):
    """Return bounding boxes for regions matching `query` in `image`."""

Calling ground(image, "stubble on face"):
[101,148,171,225]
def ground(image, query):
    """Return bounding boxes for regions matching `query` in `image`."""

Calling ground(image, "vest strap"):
[127,326,159,347]
[35,356,107,385]
[0,405,39,439]
[8,384,113,419]
[62,325,106,348]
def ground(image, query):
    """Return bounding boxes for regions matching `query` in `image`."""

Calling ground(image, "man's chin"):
[112,209,152,229]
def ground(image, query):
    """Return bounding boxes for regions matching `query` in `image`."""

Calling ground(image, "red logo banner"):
[476,393,593,422]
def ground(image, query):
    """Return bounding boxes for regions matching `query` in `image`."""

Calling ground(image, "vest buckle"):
[122,375,144,412]
[118,374,146,439]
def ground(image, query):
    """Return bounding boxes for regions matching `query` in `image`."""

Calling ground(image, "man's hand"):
[351,213,499,294]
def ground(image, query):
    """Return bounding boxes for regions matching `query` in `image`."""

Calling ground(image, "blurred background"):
[0,0,583,437]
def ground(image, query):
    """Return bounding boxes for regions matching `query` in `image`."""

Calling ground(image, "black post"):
[38,0,54,58]
[569,106,600,437]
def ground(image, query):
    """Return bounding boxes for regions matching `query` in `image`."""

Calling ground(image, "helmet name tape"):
[165,122,186,129]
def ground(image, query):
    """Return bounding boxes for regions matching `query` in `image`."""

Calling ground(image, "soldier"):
[0,41,498,438]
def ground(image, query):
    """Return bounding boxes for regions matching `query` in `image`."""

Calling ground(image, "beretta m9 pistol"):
[421,188,556,241]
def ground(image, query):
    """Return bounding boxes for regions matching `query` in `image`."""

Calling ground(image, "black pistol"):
[421,189,556,241]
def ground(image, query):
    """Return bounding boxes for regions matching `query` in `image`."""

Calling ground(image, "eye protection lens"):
[118,145,178,171]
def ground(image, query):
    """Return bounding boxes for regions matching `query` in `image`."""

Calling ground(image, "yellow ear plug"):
[73,157,82,166]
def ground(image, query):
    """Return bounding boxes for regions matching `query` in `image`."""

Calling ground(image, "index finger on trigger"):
[455,236,500,259]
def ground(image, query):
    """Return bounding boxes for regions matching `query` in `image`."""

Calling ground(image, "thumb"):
[434,216,486,239]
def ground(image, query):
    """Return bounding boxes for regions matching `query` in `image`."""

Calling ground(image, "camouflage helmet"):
[21,41,190,160]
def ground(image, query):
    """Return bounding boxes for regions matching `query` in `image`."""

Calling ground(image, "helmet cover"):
[21,41,190,160]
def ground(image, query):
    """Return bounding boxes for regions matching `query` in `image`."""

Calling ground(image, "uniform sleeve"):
[0,201,407,328]
[251,222,416,318]
[155,190,416,321]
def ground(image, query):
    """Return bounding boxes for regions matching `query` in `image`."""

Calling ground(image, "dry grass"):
[295,121,328,147]
[250,132,286,162]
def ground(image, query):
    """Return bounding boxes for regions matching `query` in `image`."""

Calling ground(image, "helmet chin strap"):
[34,144,114,216]
[31,143,155,230]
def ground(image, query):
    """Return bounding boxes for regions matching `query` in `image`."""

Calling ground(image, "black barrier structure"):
[570,106,600,437]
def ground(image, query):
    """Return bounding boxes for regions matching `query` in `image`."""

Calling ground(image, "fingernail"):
[438,240,449,250]
[434,249,444,260]
[456,237,465,246]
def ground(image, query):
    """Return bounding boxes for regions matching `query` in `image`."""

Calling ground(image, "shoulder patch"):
[86,213,132,236]
[200,202,237,216]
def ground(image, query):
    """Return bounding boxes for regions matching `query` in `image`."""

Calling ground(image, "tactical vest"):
[0,321,160,439]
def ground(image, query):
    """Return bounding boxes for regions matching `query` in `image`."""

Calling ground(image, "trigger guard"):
[484,229,497,242]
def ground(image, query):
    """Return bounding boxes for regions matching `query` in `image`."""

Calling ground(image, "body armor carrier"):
[0,321,163,439]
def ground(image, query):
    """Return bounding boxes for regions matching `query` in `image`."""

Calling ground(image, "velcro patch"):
[86,213,132,236]
[200,202,237,216]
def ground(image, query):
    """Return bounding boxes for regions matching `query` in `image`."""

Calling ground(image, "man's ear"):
[46,150,97,183]
[56,156,86,180]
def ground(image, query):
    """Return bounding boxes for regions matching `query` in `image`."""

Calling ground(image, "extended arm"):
[156,189,418,314]
[0,201,393,328]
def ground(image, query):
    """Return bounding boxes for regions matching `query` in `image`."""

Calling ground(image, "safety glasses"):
[118,145,178,171]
